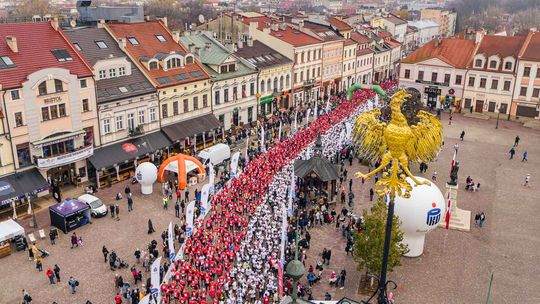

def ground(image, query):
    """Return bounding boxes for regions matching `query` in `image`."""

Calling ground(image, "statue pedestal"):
[437,183,471,232]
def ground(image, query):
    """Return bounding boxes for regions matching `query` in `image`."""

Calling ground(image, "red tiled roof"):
[402,38,476,68]
[520,31,540,61]
[106,21,209,88]
[0,22,93,90]
[351,32,371,44]
[327,17,353,32]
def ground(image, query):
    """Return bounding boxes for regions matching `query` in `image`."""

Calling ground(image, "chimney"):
[118,38,127,50]
[159,16,168,28]
[237,40,243,49]
[172,30,180,43]
[51,17,59,31]
[97,19,105,28]
[247,37,253,47]
[5,36,18,53]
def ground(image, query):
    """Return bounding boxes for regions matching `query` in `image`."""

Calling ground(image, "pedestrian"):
[102,245,109,263]
[115,204,120,221]
[162,196,168,210]
[70,232,78,249]
[174,201,180,218]
[49,229,56,245]
[53,264,61,282]
[46,267,55,284]
[110,204,115,218]
[524,174,531,187]
[148,219,155,234]
[22,289,32,304]
[522,151,528,162]
[127,197,133,212]
[509,147,516,159]
[460,130,465,141]
[369,188,374,201]
[68,276,78,294]
[514,135,520,147]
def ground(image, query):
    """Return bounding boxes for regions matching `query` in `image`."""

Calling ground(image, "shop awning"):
[88,131,171,170]
[162,114,222,143]
[0,169,50,207]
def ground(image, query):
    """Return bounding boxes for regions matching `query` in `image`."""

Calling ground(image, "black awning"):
[88,131,171,170]
[162,113,222,142]
[0,168,50,207]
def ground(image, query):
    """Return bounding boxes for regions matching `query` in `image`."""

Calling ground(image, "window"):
[534,88,540,98]
[228,64,236,72]
[503,80,511,91]
[103,118,111,134]
[38,81,48,95]
[479,78,486,88]
[0,55,16,69]
[73,43,82,51]
[59,104,66,117]
[99,70,106,79]
[489,60,497,69]
[444,74,451,84]
[404,69,410,79]
[80,79,87,88]
[82,99,90,112]
[95,40,108,49]
[431,72,438,82]
[51,49,73,62]
[128,37,140,45]
[520,87,527,96]
[162,104,168,118]
[109,68,116,78]
[149,62,158,70]
[203,94,208,108]
[183,99,189,112]
[127,112,135,130]
[150,108,157,122]
[524,67,531,77]
[54,79,63,92]
[490,79,498,90]
[119,67,126,76]
[215,90,220,105]
[50,105,58,119]
[475,59,482,67]
[193,96,199,110]
[455,75,462,85]
[16,143,31,168]
[173,101,179,115]
[224,88,229,102]
[155,34,166,42]
[11,90,20,100]
[468,77,475,87]
[167,58,182,69]
[42,107,50,121]
[418,71,424,81]
[185,56,194,64]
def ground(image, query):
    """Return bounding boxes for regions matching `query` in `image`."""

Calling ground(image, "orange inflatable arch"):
[157,154,206,190]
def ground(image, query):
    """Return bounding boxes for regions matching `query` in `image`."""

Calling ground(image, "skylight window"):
[155,34,166,42]
[73,43,82,51]
[95,40,108,49]
[0,56,16,69]
[128,37,140,45]
[51,49,73,62]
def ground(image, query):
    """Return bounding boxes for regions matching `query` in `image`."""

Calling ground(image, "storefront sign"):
[425,87,441,95]
[36,145,94,169]
[44,96,62,103]
[0,181,14,196]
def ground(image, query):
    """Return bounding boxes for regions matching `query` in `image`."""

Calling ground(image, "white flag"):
[150,256,162,297]
[230,151,241,178]
[278,121,282,141]
[200,183,211,218]
[185,200,196,237]
[306,108,311,127]
[167,222,175,262]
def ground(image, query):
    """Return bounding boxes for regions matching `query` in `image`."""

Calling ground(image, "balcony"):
[34,145,93,169]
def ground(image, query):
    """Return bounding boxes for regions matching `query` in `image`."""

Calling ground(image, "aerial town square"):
[0,0,539,303]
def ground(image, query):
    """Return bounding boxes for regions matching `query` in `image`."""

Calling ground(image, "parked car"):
[77,194,108,217]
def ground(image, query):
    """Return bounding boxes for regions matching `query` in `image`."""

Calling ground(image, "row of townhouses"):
[399,30,540,119]
[0,13,403,216]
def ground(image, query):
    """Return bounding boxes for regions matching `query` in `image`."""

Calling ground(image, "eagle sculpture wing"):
[406,110,443,163]
[352,109,387,161]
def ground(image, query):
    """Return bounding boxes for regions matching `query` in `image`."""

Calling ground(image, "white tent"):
[0,219,25,242]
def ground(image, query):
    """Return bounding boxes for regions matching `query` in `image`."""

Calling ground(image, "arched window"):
[185,55,194,64]
[38,81,47,96]
[267,79,271,92]
[273,77,278,91]
[279,76,284,89]
[260,80,265,93]
[285,74,290,88]
[166,58,182,69]
[149,61,158,70]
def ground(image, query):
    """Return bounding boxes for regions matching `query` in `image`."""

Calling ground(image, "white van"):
[78,194,108,217]
[197,143,231,166]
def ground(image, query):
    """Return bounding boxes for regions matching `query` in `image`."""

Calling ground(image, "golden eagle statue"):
[353,89,443,198]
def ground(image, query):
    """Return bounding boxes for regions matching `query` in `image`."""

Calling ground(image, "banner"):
[150,256,162,297]
[230,151,241,178]
[200,183,211,218]
[306,108,311,127]
[167,222,175,262]
[278,121,282,141]
[185,200,196,236]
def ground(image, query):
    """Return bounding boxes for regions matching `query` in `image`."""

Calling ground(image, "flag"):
[306,108,311,127]
[200,183,211,217]
[445,191,451,229]
[278,121,282,141]
[230,151,241,178]
[167,222,175,262]
[150,256,162,297]
[185,200,196,236]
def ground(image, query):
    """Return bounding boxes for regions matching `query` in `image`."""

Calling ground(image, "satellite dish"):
[198,14,205,24]
[70,20,76,28]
